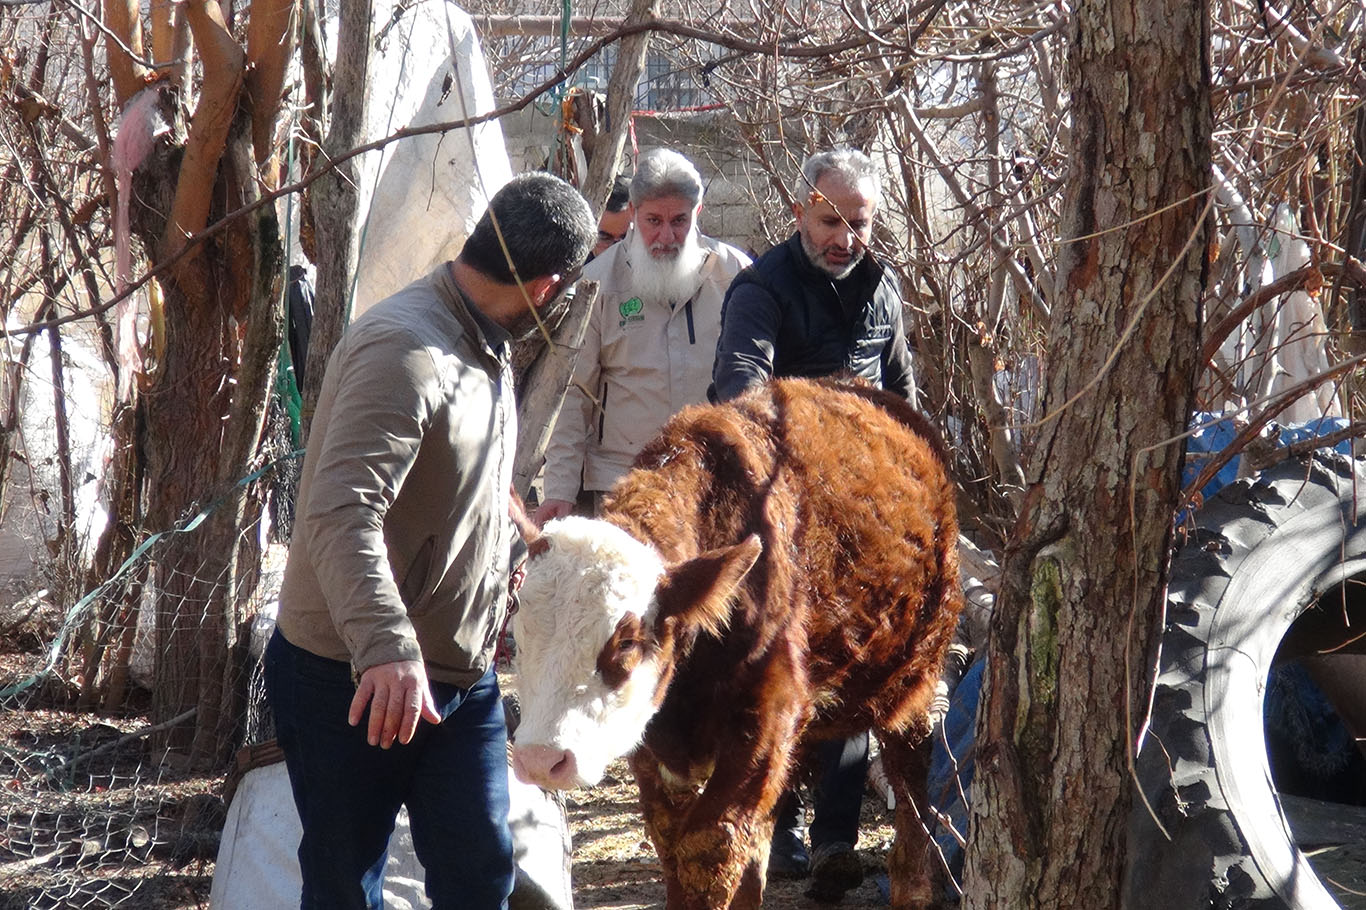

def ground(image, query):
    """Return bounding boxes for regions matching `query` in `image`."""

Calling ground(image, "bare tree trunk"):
[138,109,285,768]
[0,331,39,528]
[39,242,77,568]
[300,0,372,439]
[512,282,598,497]
[579,0,660,212]
[961,1,1211,907]
[79,401,144,712]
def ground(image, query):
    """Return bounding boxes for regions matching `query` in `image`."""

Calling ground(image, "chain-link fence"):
[0,437,298,910]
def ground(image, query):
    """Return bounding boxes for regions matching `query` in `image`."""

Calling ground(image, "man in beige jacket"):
[265,173,595,910]
[534,149,751,523]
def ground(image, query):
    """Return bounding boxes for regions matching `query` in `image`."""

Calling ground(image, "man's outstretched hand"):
[532,498,574,526]
[348,659,441,748]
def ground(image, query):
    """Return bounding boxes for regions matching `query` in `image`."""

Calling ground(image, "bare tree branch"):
[245,0,299,165]
[163,0,245,265]
[98,0,150,105]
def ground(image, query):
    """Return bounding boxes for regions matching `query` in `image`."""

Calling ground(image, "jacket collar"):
[434,263,510,364]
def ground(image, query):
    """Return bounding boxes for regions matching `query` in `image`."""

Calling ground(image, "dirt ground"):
[9,600,1364,910]
[0,606,908,910]
[565,759,902,910]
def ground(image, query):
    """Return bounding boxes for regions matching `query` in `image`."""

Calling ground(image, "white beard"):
[627,228,707,304]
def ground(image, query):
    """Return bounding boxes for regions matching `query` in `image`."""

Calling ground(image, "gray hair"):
[629,149,704,207]
[801,149,881,198]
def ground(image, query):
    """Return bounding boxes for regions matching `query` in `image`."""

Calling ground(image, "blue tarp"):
[1183,412,1352,504]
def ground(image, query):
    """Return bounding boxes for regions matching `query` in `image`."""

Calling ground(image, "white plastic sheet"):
[347,0,513,316]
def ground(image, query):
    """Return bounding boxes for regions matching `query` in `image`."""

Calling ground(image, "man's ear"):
[792,199,804,222]
[527,274,562,307]
[653,535,762,639]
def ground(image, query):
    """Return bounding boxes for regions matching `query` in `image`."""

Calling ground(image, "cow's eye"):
[617,639,639,655]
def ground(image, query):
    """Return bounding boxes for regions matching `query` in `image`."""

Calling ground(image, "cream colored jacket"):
[542,234,751,501]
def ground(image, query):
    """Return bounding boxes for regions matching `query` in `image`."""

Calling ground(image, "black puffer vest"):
[729,233,903,385]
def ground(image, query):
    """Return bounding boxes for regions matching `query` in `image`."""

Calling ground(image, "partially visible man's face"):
[503,270,577,341]
[632,195,699,260]
[796,175,878,280]
[594,208,632,256]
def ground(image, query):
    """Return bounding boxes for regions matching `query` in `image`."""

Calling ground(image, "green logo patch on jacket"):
[618,297,645,327]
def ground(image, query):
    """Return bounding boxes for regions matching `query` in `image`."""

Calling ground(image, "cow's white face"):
[510,516,763,791]
[511,517,668,789]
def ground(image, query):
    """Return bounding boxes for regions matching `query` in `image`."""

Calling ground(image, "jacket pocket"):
[848,323,892,370]
[398,536,436,610]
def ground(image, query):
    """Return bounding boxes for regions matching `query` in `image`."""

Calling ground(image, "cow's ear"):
[654,535,762,638]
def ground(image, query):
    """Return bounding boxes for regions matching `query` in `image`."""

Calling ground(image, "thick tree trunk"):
[139,114,284,768]
[960,2,1210,907]
[512,0,658,495]
[579,0,660,211]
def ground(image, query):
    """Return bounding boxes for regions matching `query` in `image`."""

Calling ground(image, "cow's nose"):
[511,743,579,790]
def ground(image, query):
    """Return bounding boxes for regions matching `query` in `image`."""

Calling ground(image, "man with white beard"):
[535,149,750,523]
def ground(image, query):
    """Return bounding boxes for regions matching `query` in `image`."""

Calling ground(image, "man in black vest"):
[711,148,919,902]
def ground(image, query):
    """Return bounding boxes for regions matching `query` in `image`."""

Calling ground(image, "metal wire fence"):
[0,438,297,909]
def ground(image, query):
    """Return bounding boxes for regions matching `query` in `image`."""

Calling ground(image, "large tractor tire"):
[1127,452,1366,909]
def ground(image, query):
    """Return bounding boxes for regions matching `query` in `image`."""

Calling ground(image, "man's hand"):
[348,659,441,748]
[532,498,574,526]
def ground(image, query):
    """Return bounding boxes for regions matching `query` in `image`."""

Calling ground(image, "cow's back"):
[603,378,962,745]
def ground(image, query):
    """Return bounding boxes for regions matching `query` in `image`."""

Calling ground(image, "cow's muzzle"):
[511,743,582,790]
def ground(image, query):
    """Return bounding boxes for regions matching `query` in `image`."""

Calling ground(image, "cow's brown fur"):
[599,378,962,910]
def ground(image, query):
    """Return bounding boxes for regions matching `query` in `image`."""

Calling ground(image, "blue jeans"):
[776,732,870,849]
[264,629,513,910]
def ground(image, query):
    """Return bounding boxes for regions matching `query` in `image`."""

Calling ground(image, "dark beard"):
[505,278,573,342]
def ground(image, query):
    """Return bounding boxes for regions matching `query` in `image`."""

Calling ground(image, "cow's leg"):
[877,722,943,909]
[628,749,698,906]
[732,839,769,910]
[664,712,803,910]
[671,776,771,910]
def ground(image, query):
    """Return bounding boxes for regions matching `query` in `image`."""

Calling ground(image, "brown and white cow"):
[510,378,962,910]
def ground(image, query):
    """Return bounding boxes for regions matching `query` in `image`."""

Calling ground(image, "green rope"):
[276,338,303,446]
[552,0,572,175]
[559,0,571,79]
[279,97,303,448]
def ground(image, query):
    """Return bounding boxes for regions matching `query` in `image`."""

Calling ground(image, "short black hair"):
[605,175,631,213]
[459,173,596,284]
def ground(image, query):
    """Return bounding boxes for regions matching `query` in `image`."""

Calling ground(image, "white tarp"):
[209,758,574,909]
[1211,167,1342,423]
[347,0,512,316]
[0,327,110,586]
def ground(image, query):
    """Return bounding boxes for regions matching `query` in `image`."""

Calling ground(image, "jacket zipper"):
[597,383,607,443]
